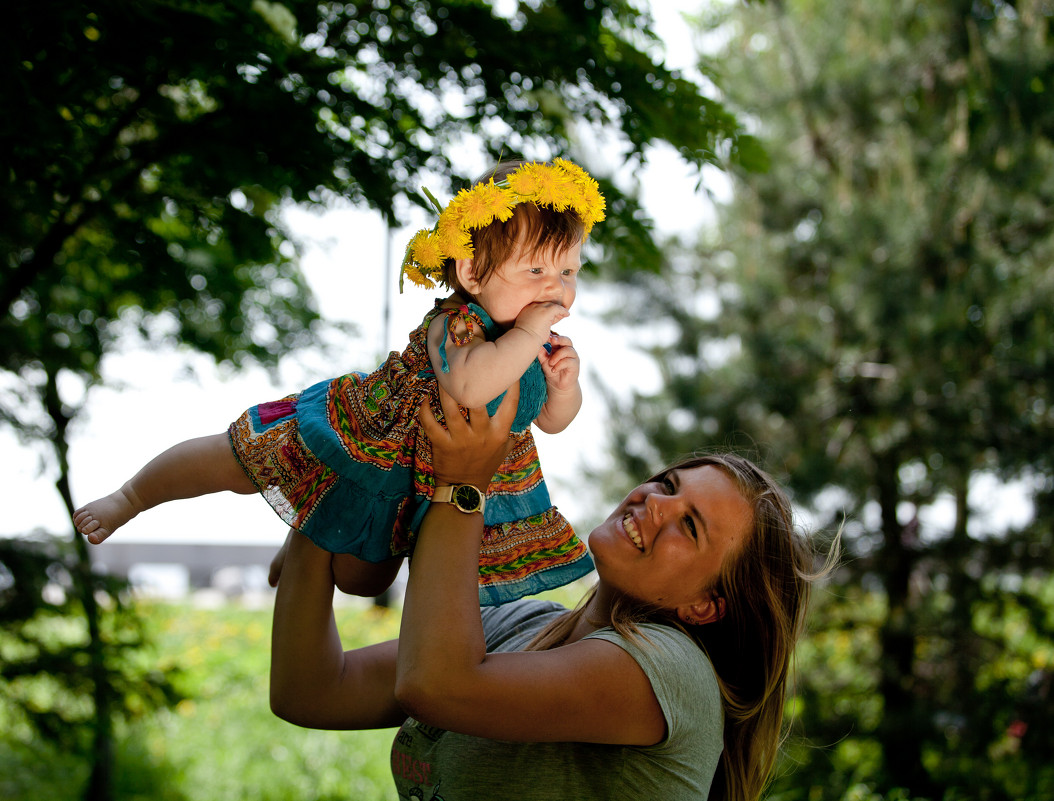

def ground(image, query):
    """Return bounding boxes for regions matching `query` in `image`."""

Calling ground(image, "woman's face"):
[588,464,752,611]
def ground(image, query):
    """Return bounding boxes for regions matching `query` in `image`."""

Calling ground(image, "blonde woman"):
[271,387,837,801]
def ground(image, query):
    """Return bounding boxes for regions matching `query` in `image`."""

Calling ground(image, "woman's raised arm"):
[394,388,667,747]
[270,529,405,730]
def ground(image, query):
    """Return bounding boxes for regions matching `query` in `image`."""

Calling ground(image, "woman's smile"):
[622,512,645,551]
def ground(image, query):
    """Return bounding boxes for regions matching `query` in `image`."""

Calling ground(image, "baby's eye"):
[662,475,675,493]
[529,267,543,274]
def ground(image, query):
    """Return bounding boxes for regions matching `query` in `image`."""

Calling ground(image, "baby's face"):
[473,241,582,328]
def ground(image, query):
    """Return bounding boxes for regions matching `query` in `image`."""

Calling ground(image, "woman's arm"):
[270,528,405,730]
[394,389,666,746]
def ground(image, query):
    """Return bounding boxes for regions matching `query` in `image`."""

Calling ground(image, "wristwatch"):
[433,484,486,515]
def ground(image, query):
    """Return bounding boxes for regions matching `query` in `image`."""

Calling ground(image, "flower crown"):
[400,159,606,290]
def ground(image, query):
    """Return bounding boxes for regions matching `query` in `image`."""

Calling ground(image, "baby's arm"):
[533,332,582,434]
[427,301,569,408]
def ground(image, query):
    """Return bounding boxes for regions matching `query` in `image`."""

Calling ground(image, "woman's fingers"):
[419,384,518,488]
[419,393,448,442]
[489,382,519,431]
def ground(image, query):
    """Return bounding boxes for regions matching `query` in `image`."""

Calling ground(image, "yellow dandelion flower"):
[553,158,591,186]
[438,193,464,229]
[438,222,474,260]
[455,181,515,229]
[575,182,606,231]
[403,263,436,289]
[400,232,438,290]
[402,230,426,268]
[505,162,544,196]
[529,165,574,209]
[411,230,445,271]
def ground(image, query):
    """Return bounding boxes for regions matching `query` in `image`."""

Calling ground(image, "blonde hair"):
[441,159,586,294]
[528,453,839,801]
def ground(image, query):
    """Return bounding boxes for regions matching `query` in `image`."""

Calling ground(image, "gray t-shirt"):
[390,599,724,800]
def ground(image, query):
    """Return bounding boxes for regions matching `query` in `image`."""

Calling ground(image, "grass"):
[2,597,401,801]
[2,583,585,800]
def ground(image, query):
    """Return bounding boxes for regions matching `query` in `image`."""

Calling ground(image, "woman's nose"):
[645,491,668,525]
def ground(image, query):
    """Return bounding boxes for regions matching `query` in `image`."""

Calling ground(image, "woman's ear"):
[676,596,726,627]
[455,258,480,295]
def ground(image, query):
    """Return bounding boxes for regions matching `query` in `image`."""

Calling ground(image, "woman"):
[270,386,835,801]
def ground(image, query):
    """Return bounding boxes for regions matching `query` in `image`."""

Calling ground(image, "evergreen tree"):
[602,1,1054,797]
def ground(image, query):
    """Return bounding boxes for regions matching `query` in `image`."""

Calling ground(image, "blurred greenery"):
[2,2,753,798]
[0,536,185,801]
[2,582,587,800]
[7,0,1053,799]
[599,0,1054,798]
[1,599,401,801]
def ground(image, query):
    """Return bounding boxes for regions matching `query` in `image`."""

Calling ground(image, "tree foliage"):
[3,0,759,397]
[2,2,756,799]
[601,1,1054,798]
[0,537,182,745]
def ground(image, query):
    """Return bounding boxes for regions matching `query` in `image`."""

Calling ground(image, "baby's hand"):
[539,332,580,392]
[513,301,569,344]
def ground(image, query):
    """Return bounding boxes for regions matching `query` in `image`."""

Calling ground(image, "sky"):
[4,1,719,547]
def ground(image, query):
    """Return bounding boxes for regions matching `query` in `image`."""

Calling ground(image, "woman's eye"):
[662,475,695,538]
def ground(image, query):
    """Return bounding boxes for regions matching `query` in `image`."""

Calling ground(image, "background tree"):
[601,0,1054,798]
[1,2,759,799]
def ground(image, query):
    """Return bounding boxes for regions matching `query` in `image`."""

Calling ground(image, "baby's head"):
[442,161,587,295]
[400,159,605,296]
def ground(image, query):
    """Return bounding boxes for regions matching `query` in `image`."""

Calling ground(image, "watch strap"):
[433,484,486,515]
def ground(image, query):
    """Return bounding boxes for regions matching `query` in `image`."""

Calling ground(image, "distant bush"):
[1,598,400,801]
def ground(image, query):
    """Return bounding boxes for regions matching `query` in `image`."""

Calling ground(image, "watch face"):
[453,484,483,513]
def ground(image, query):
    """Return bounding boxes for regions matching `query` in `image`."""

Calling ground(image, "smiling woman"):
[269,389,839,801]
[586,463,753,618]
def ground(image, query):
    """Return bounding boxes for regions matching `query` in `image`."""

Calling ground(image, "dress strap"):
[446,304,477,347]
[437,303,488,374]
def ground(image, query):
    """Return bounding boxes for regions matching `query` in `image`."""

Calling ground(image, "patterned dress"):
[227,299,594,605]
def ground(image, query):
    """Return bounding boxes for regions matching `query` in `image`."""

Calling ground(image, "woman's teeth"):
[623,514,643,550]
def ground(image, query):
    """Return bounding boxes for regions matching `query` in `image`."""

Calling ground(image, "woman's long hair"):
[528,453,839,801]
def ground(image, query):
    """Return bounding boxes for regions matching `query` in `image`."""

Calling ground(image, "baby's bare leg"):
[331,553,404,598]
[269,533,403,596]
[74,433,255,544]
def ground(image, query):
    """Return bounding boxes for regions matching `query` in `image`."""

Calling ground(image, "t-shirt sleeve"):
[479,599,566,653]
[586,624,724,754]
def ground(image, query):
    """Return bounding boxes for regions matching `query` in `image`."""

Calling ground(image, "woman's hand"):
[420,382,518,490]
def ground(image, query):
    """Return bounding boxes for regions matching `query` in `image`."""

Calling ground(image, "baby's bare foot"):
[74,484,141,544]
